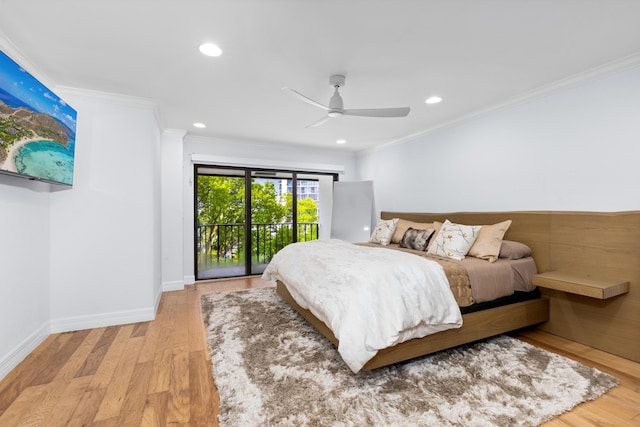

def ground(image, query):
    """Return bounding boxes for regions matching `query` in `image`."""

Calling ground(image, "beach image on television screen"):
[0,50,77,185]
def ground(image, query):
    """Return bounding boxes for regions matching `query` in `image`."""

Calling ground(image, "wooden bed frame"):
[377,211,639,364]
[277,281,549,370]
[275,210,640,369]
[274,210,556,370]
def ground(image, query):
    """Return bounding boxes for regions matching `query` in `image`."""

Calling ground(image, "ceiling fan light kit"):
[284,74,411,128]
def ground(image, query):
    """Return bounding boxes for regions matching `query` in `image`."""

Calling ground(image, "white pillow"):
[369,218,399,246]
[427,219,482,260]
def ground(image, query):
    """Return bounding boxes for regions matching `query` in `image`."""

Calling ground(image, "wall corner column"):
[161,129,187,291]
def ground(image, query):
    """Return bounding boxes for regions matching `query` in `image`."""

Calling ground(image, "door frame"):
[193,164,338,280]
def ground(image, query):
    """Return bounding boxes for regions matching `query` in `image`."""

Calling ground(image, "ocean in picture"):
[1,50,77,186]
[14,139,75,185]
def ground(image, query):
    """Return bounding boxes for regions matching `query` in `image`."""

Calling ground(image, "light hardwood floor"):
[0,277,638,426]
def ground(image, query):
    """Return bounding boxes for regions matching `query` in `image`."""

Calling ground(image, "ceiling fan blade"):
[344,107,410,118]
[282,87,329,111]
[305,115,331,128]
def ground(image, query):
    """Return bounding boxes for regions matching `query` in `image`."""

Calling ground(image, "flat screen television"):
[0,50,77,186]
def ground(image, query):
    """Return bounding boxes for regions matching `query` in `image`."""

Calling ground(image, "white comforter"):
[262,239,463,373]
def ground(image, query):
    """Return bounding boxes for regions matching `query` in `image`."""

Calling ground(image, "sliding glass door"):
[195,165,336,280]
[195,167,247,279]
[250,170,294,275]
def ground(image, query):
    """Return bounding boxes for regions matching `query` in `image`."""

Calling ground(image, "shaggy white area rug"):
[201,288,618,427]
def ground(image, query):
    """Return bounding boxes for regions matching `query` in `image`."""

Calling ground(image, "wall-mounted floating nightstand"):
[532,271,630,299]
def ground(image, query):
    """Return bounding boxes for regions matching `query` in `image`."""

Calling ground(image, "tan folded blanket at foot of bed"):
[424,255,474,307]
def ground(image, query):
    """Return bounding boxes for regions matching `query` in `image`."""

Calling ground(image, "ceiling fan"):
[283,75,411,128]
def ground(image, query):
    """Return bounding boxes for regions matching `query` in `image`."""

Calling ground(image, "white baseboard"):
[0,322,50,381]
[154,286,163,314]
[184,275,196,285]
[162,280,185,292]
[0,288,187,381]
[1,302,163,380]
[50,307,156,334]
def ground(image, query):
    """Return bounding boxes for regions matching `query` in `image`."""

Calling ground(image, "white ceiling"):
[1,0,640,152]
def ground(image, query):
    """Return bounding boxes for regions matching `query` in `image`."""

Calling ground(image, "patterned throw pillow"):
[426,220,482,260]
[400,227,434,251]
[391,219,434,244]
[369,218,399,246]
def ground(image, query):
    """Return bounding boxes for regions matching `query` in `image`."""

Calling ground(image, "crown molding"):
[0,31,57,92]
[163,128,188,138]
[365,51,640,155]
[54,86,158,109]
[55,86,163,130]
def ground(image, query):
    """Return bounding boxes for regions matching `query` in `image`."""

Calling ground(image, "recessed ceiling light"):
[425,96,443,104]
[336,139,347,144]
[193,122,206,128]
[198,43,222,57]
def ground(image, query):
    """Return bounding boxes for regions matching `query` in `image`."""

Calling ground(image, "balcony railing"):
[196,222,319,269]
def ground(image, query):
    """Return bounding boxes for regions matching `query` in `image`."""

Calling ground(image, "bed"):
[262,213,550,372]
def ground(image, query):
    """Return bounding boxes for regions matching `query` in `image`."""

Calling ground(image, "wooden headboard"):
[381,211,640,363]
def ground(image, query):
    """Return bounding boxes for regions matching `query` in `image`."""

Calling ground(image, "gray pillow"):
[400,227,434,251]
[498,240,532,259]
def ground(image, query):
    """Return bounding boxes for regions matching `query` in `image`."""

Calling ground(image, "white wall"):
[0,84,163,378]
[0,177,51,379]
[358,66,640,217]
[0,34,56,378]
[48,89,162,332]
[181,136,358,283]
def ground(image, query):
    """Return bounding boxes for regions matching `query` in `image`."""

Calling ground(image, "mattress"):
[358,242,538,306]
